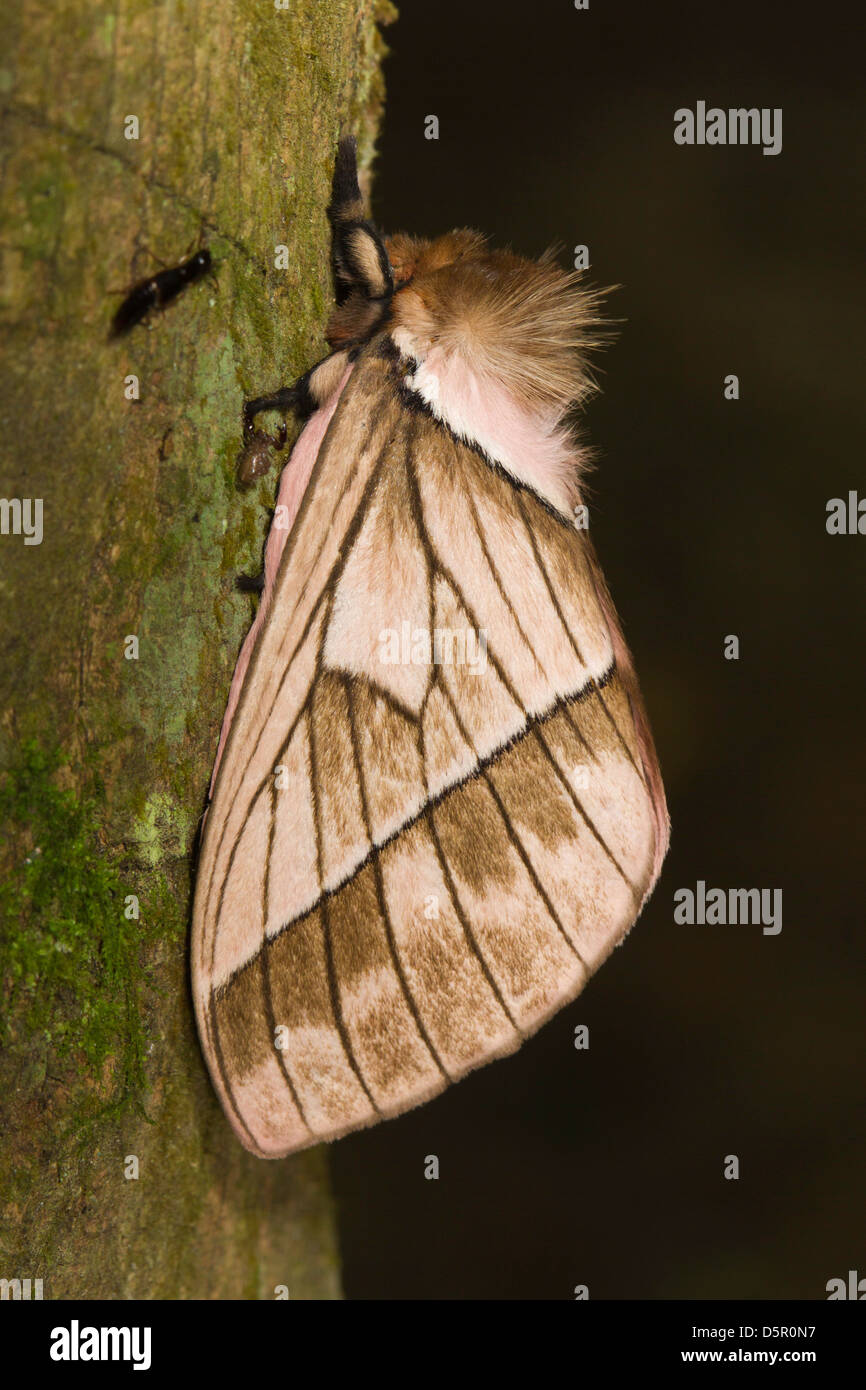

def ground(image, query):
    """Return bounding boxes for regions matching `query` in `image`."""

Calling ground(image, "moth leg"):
[242,138,390,435]
[328,136,393,306]
[235,571,265,594]
[242,383,307,437]
[242,348,351,436]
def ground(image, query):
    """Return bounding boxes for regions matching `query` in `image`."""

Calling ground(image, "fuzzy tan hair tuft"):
[390,244,612,415]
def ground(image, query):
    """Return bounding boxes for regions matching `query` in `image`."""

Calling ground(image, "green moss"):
[0,738,153,1115]
[130,790,188,868]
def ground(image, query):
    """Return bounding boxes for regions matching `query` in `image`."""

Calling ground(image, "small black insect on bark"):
[110,248,213,338]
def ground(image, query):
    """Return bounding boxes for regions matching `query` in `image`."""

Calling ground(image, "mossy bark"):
[0,0,394,1300]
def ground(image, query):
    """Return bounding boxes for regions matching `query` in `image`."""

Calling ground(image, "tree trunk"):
[0,0,394,1300]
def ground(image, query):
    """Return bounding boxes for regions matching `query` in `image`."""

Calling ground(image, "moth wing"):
[193,348,406,1155]
[193,344,667,1158]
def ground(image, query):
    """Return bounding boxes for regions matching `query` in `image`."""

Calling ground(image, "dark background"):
[329,0,866,1298]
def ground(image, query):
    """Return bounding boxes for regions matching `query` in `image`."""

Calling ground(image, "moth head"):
[325,226,490,347]
[389,243,610,415]
[384,229,488,285]
[325,137,611,433]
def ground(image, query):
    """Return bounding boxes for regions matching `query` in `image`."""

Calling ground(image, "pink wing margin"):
[209,365,355,794]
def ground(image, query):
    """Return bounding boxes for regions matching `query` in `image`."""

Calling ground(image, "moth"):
[110,246,212,338]
[192,138,669,1158]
